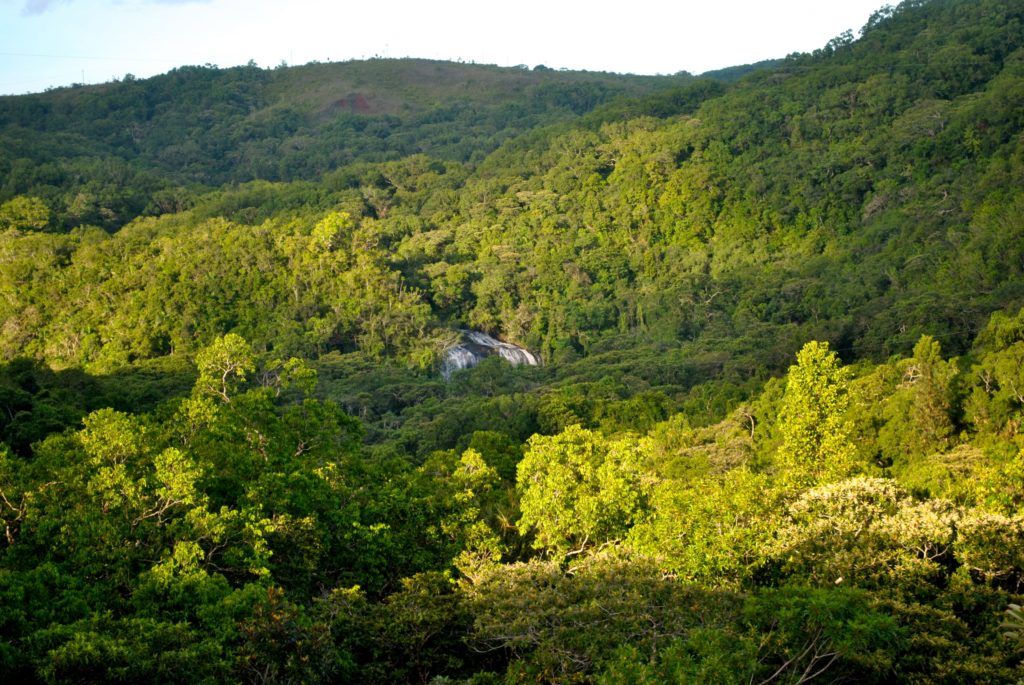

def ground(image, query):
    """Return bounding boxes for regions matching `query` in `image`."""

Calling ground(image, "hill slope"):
[2,0,1022,373]
[0,59,690,230]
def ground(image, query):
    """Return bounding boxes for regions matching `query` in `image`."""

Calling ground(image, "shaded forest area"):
[3,0,1024,682]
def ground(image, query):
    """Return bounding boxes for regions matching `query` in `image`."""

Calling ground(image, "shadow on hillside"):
[0,356,195,455]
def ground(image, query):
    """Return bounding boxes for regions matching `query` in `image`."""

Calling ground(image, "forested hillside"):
[0,59,688,231]
[2,0,1024,682]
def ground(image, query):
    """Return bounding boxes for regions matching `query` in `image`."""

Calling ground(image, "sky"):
[0,0,889,95]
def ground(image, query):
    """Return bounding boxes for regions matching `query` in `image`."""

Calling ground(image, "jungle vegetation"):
[2,0,1024,681]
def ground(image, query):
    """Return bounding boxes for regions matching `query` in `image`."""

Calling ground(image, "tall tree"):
[908,335,957,453]
[777,341,855,484]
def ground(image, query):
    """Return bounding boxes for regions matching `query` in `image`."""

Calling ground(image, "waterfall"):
[441,330,540,380]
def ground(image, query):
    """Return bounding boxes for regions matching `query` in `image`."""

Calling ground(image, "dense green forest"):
[3,0,1024,681]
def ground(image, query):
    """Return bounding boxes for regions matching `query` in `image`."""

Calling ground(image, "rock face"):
[440,330,540,380]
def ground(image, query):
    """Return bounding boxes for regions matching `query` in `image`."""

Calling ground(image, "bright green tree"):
[777,341,855,484]
[516,425,651,555]
[194,333,255,402]
[626,468,778,588]
[0,196,50,232]
[309,210,353,252]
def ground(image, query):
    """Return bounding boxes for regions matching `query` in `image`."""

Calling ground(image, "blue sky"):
[0,0,889,95]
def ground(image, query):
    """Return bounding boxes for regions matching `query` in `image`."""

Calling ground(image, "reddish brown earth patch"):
[332,92,373,113]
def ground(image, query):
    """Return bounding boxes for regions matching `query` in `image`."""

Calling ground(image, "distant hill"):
[699,58,782,82]
[261,59,675,115]
[0,59,693,229]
